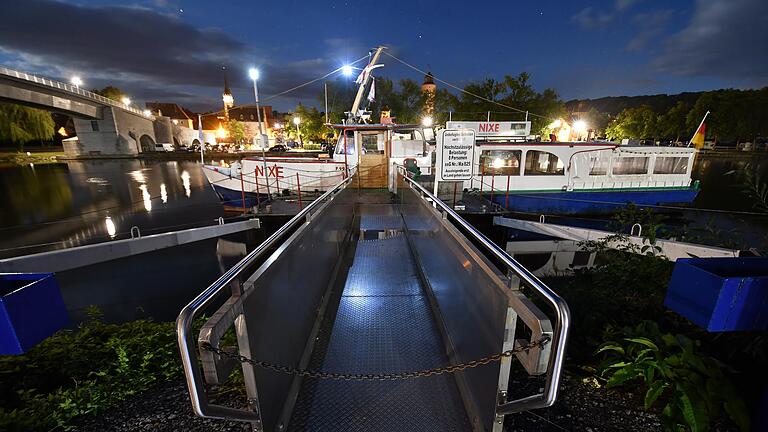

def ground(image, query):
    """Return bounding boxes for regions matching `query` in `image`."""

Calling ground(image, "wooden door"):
[357,131,388,188]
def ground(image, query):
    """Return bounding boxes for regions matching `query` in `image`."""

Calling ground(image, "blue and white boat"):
[446,121,699,214]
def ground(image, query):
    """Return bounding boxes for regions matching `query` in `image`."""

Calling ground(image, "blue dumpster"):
[665,257,768,332]
[0,273,69,355]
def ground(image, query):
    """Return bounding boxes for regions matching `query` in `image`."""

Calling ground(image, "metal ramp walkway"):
[288,202,470,431]
[178,171,570,432]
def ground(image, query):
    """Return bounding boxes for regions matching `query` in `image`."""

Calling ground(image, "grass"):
[0,150,64,166]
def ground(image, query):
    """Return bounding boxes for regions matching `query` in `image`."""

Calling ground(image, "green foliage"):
[740,163,768,213]
[0,103,55,149]
[289,104,326,142]
[226,119,247,144]
[92,86,126,102]
[0,311,181,431]
[605,105,658,140]
[598,321,749,432]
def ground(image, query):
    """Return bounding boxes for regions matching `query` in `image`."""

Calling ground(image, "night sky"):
[0,0,766,112]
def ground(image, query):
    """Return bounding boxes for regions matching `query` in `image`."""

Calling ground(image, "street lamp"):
[341,65,353,77]
[249,67,270,200]
[293,116,301,147]
[121,96,131,106]
[143,109,152,116]
[421,115,434,127]
[70,76,83,88]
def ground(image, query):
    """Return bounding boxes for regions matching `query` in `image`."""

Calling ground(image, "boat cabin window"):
[524,150,564,176]
[335,131,356,155]
[361,132,385,154]
[480,150,521,175]
[589,156,609,176]
[653,156,688,174]
[613,156,649,175]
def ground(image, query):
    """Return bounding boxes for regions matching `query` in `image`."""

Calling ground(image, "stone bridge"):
[0,65,178,157]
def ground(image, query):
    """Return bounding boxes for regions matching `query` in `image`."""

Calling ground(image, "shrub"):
[0,310,181,431]
[597,321,749,432]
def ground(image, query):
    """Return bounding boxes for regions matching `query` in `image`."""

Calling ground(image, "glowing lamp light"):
[550,119,562,129]
[573,120,588,132]
[70,76,83,87]
[274,122,282,129]
[216,126,227,138]
[121,96,131,105]
[293,116,301,125]
[492,158,504,169]
[143,109,152,116]
[341,65,354,77]
[248,68,259,81]
[421,116,434,127]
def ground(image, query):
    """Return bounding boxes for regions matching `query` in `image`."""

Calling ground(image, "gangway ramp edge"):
[177,168,570,432]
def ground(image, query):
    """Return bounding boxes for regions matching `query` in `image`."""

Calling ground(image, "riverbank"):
[0,150,64,166]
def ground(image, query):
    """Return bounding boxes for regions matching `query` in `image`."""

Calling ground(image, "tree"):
[0,103,55,150]
[93,86,126,102]
[605,106,658,141]
[290,104,325,143]
[657,101,691,142]
[226,119,246,145]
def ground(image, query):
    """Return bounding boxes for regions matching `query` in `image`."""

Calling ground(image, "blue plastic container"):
[0,273,70,355]
[665,257,768,332]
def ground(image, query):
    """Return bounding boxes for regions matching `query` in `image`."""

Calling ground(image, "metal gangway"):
[177,168,570,431]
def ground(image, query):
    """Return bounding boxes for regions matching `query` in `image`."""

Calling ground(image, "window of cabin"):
[361,132,385,154]
[335,130,356,155]
[612,157,649,175]
[524,150,564,176]
[589,156,609,175]
[480,150,522,175]
[392,129,426,157]
[653,156,689,174]
[250,114,255,120]
[239,114,243,120]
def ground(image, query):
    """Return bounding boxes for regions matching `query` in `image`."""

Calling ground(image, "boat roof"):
[329,123,422,131]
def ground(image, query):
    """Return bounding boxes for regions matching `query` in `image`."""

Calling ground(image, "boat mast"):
[348,46,385,124]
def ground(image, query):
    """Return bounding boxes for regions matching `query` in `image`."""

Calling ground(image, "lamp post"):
[70,76,83,88]
[249,68,270,200]
[293,116,301,147]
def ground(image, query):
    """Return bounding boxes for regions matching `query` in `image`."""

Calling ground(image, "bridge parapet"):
[0,65,153,119]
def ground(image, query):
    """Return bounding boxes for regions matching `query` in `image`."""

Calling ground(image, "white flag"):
[367,79,375,102]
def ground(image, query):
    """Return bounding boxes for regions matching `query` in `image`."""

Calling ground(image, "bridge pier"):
[67,106,161,157]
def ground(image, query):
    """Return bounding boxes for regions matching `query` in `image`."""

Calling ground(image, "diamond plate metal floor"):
[287,204,471,431]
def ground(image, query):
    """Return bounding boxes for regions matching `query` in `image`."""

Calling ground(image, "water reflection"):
[139,184,152,212]
[105,216,116,238]
[0,160,224,258]
[181,170,191,197]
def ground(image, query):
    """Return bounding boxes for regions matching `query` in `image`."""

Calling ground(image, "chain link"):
[201,336,550,381]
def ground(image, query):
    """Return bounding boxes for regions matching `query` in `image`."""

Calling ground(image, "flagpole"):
[688,110,710,147]
[198,114,205,164]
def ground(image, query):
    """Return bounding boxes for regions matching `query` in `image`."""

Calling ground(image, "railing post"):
[254,171,261,210]
[490,173,495,203]
[296,173,303,210]
[505,175,511,209]
[240,172,247,215]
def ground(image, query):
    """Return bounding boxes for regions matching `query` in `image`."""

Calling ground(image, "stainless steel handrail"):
[0,65,154,118]
[397,168,571,414]
[176,173,355,421]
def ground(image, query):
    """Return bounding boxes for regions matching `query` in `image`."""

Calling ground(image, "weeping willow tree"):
[0,103,55,150]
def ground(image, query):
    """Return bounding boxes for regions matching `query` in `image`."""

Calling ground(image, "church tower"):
[222,69,234,121]
[421,72,436,115]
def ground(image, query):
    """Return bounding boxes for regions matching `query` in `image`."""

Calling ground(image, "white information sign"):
[436,129,475,181]
[446,121,530,138]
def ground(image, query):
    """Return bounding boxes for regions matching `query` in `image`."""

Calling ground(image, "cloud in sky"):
[0,0,351,111]
[571,0,644,29]
[653,0,768,82]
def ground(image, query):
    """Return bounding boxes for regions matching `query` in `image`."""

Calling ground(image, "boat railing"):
[395,165,571,414]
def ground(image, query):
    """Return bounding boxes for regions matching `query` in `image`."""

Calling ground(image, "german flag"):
[689,111,710,149]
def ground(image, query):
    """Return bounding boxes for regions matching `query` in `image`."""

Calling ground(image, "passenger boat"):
[445,120,700,214]
[202,47,432,206]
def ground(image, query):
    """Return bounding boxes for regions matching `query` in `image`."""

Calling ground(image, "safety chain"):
[201,336,550,381]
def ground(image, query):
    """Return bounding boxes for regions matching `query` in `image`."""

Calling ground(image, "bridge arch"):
[139,134,156,152]
[192,139,201,147]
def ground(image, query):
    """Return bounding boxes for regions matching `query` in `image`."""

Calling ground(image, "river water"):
[0,154,766,322]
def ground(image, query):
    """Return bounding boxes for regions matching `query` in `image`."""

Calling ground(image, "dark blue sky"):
[0,0,766,112]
